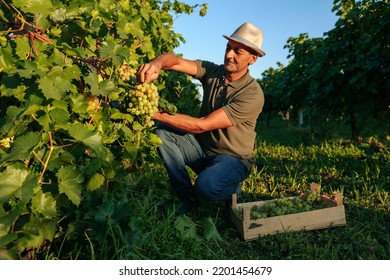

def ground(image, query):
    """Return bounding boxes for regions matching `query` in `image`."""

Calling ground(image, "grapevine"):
[0,0,206,259]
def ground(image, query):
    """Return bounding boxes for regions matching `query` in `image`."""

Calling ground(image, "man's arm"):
[138,54,233,133]
[137,53,198,83]
[153,108,233,134]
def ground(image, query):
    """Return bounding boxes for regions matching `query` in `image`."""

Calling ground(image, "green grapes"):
[86,96,100,111]
[118,63,136,81]
[126,83,159,127]
[234,190,326,220]
[0,137,14,149]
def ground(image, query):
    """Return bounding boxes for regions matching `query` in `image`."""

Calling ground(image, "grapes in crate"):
[234,189,326,220]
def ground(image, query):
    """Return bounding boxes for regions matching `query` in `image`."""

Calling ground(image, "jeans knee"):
[195,175,230,201]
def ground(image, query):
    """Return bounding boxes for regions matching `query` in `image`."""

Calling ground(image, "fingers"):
[136,64,147,83]
[136,63,158,83]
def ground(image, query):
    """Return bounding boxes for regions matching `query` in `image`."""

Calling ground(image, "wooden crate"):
[230,189,346,241]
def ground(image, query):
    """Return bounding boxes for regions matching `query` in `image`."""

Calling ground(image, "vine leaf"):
[87,172,105,191]
[38,76,71,100]
[0,132,41,163]
[99,40,129,65]
[174,215,201,241]
[0,232,18,248]
[199,217,223,242]
[0,166,37,204]
[49,108,70,126]
[37,65,80,100]
[14,37,31,60]
[116,18,143,39]
[12,0,53,14]
[31,190,57,219]
[67,123,113,162]
[57,166,84,206]
[110,111,134,123]
[16,217,57,252]
[149,133,162,147]
[84,72,117,96]
[0,47,14,71]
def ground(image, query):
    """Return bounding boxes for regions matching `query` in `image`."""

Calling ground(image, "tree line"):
[259,0,389,140]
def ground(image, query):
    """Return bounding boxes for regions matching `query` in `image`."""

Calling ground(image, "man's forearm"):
[153,53,182,71]
[153,112,207,134]
[153,107,233,134]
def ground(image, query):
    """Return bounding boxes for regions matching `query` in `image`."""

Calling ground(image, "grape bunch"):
[234,190,326,220]
[118,63,136,82]
[0,136,13,149]
[86,96,100,111]
[126,83,159,127]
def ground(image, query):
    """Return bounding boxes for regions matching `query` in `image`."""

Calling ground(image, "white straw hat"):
[223,22,265,57]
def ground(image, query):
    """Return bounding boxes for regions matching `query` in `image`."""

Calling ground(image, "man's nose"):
[225,49,234,59]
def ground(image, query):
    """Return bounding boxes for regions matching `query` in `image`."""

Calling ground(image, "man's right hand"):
[136,61,161,83]
[136,53,198,84]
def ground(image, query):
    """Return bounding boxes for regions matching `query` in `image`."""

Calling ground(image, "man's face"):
[224,40,257,75]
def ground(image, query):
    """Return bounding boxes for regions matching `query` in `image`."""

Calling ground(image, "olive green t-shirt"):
[193,60,264,170]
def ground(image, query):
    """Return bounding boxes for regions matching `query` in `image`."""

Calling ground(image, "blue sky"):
[172,0,339,79]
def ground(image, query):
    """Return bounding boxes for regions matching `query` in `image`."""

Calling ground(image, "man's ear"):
[249,54,258,65]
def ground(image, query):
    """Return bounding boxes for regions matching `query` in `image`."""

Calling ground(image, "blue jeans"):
[154,123,250,202]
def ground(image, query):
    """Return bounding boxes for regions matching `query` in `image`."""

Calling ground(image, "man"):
[137,22,266,215]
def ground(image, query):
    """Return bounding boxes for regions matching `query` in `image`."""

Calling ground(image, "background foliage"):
[260,0,389,140]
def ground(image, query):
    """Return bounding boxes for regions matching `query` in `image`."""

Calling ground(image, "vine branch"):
[1,0,53,57]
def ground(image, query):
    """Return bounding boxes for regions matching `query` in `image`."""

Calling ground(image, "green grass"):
[47,116,390,260]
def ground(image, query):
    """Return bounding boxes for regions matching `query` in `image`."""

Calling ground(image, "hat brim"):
[223,35,266,57]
